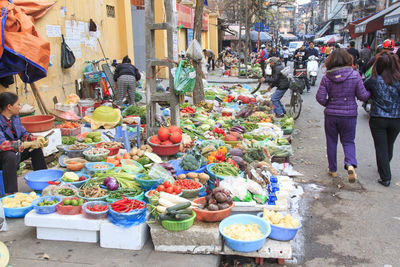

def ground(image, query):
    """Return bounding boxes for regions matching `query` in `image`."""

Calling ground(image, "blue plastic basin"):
[168,159,207,176]
[1,193,41,218]
[219,214,271,253]
[257,212,301,241]
[61,173,91,189]
[31,196,62,214]
[24,169,64,191]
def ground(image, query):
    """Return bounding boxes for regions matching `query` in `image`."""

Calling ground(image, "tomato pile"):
[150,125,182,145]
[156,181,182,195]
[110,197,146,213]
[181,106,196,113]
[87,205,108,212]
[175,179,202,190]
[59,121,80,129]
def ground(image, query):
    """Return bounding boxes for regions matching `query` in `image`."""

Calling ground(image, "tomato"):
[165,186,174,194]
[168,125,182,134]
[163,181,171,188]
[150,135,161,144]
[157,185,165,192]
[148,190,155,196]
[172,192,177,195]
[157,127,170,141]
[174,185,182,194]
[169,131,182,144]
[161,140,173,145]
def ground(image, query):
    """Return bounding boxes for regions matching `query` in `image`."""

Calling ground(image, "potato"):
[198,173,210,184]
[186,172,198,179]
[132,155,140,161]
[130,147,138,156]
[137,150,145,157]
[146,147,153,152]
[177,174,186,180]
[194,178,200,183]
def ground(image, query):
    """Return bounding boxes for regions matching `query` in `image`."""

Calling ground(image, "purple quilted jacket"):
[316,67,370,116]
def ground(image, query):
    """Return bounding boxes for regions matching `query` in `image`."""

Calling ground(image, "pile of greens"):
[123,105,146,124]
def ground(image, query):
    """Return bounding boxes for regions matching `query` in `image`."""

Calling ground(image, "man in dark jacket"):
[305,41,319,58]
[260,57,289,117]
[359,42,372,74]
[294,44,311,91]
[347,41,360,66]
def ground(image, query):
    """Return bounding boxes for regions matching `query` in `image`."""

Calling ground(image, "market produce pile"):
[4,83,301,253]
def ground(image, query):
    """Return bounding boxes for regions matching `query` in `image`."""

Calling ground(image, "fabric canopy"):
[355,2,400,34]
[241,31,272,42]
[384,6,400,26]
[0,0,54,83]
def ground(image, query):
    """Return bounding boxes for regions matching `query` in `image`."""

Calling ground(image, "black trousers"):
[0,148,47,193]
[369,117,400,182]
[260,60,266,77]
[207,57,215,71]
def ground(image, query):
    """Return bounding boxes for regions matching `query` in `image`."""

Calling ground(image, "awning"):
[355,2,400,34]
[384,6,400,26]
[224,25,241,41]
[280,33,297,40]
[344,13,376,38]
[315,21,332,38]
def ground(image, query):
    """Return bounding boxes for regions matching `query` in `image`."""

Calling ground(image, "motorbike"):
[293,56,307,94]
[307,55,319,86]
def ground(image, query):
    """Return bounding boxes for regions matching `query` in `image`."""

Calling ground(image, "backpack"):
[61,34,75,69]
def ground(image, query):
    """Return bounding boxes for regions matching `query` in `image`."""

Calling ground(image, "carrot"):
[115,155,122,161]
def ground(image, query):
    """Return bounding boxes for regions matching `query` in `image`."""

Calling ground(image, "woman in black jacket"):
[113,56,141,106]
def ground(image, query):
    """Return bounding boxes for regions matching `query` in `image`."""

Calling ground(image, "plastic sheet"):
[174,60,196,95]
[266,140,293,157]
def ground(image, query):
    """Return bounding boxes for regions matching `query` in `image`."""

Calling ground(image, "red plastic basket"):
[147,137,180,156]
[192,197,234,222]
[56,197,85,215]
[58,126,81,136]
[20,115,55,132]
[95,142,121,156]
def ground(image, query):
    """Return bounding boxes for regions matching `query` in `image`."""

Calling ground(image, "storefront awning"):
[355,2,400,34]
[315,21,332,38]
[280,33,297,40]
[344,13,376,38]
[384,6,400,26]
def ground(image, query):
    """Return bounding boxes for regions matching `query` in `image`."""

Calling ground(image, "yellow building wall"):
[178,28,187,55]
[0,0,134,112]
[209,14,218,57]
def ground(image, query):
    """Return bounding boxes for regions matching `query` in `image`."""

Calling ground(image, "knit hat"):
[269,57,280,63]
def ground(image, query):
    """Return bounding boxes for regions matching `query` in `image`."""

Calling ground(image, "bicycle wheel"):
[289,91,302,120]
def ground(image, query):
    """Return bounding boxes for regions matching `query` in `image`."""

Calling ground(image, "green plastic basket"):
[161,211,196,231]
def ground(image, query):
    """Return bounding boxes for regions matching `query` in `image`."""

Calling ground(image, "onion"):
[107,181,119,191]
[103,177,115,186]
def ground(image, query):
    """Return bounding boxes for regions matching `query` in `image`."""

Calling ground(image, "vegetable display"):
[57,188,76,197]
[262,209,300,228]
[87,204,108,212]
[97,141,122,149]
[89,170,140,190]
[223,223,264,241]
[180,147,205,170]
[156,181,182,195]
[59,122,80,129]
[37,199,59,206]
[63,197,85,206]
[108,188,143,199]
[149,191,197,221]
[174,179,201,190]
[211,163,240,177]
[2,192,39,208]
[122,105,146,124]
[79,186,108,198]
[110,197,146,213]
[62,136,76,145]
[68,143,88,150]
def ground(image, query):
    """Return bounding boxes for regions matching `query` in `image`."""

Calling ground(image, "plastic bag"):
[42,184,79,199]
[220,176,247,201]
[186,39,203,61]
[148,163,175,184]
[108,205,147,227]
[266,140,293,157]
[174,60,196,95]
[0,201,8,231]
[246,179,265,196]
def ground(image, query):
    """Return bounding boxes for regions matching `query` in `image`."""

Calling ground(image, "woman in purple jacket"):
[316,48,371,182]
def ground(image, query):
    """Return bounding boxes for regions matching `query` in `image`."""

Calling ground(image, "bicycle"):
[287,76,303,120]
[83,58,115,101]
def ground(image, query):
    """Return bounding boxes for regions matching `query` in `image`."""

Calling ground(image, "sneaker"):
[347,165,357,183]
[328,170,338,178]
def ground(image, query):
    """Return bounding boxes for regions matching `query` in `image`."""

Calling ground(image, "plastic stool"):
[0,171,5,196]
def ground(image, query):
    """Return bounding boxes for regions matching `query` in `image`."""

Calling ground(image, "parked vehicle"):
[288,41,304,56]
[307,55,319,86]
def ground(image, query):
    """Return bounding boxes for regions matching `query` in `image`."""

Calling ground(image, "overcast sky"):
[297,0,311,5]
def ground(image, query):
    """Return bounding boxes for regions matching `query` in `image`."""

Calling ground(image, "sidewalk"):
[206,69,259,84]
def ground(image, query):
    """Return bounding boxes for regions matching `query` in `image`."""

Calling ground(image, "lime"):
[78,199,84,206]
[71,199,78,206]
[38,202,44,206]
[64,199,71,205]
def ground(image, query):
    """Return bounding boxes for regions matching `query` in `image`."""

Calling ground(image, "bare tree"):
[192,0,205,105]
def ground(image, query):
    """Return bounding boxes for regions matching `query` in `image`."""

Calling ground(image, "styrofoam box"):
[31,128,62,157]
[100,221,149,250]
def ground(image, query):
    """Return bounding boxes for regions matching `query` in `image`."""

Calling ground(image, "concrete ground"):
[2,64,400,267]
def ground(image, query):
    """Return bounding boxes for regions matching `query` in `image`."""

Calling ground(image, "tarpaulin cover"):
[0,0,55,83]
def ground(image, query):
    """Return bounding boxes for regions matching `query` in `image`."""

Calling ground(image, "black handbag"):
[61,34,75,69]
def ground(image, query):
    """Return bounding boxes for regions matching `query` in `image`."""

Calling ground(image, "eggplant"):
[232,156,246,170]
[229,148,244,157]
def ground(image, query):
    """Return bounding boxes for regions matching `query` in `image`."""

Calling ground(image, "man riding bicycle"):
[259,57,290,118]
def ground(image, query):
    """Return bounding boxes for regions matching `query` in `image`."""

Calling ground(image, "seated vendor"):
[0,92,48,194]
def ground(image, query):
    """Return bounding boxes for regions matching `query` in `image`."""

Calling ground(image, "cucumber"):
[168,208,193,216]
[175,213,192,220]
[166,202,191,213]
[159,214,178,221]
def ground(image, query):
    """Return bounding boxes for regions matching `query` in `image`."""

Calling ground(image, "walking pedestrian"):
[364,51,400,187]
[257,44,268,77]
[203,49,215,71]
[114,56,141,107]
[281,46,290,66]
[359,42,372,74]
[316,48,371,182]
[347,41,360,69]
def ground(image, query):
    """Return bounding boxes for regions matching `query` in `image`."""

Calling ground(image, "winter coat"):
[0,115,31,152]
[316,66,370,116]
[364,76,400,118]
[113,63,141,82]
[264,61,289,90]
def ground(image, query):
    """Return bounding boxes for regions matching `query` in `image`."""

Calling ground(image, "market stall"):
[1,83,302,264]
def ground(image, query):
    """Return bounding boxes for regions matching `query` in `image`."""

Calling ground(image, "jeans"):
[271,89,288,116]
[324,115,357,172]
[260,60,266,77]
[369,117,400,182]
[207,57,215,71]
[0,148,47,193]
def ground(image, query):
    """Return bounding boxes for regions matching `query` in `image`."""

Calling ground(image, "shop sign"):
[355,24,366,34]
[177,3,193,29]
